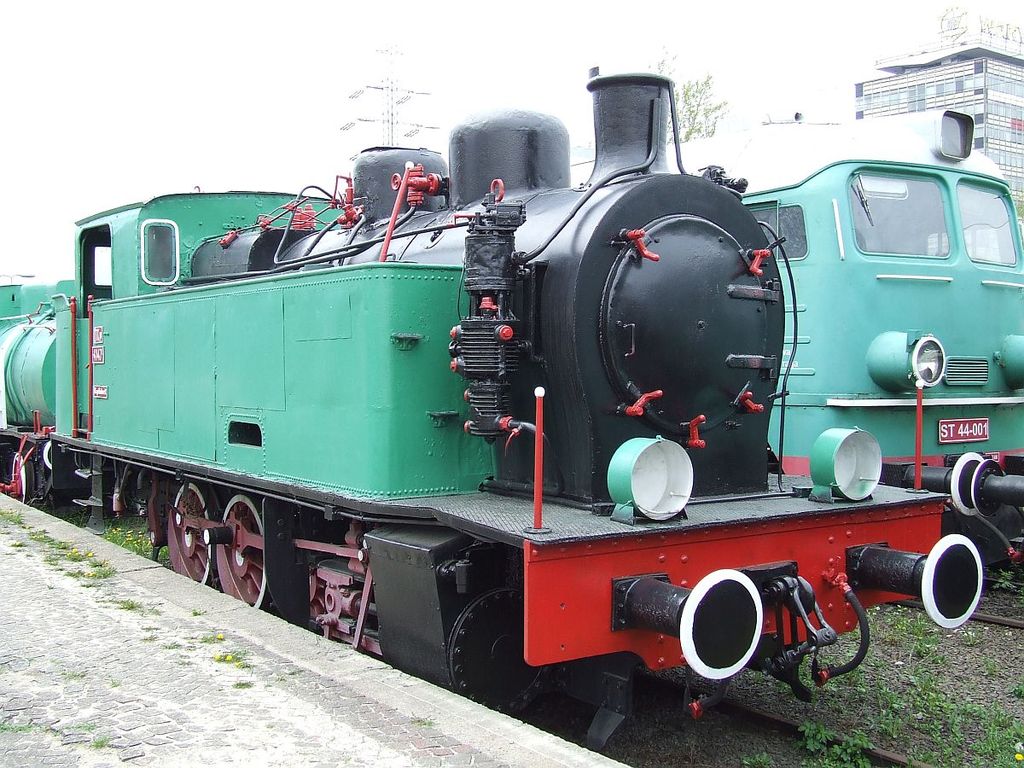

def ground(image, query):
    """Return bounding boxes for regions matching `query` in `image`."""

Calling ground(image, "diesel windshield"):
[849,173,949,257]
[957,182,1018,266]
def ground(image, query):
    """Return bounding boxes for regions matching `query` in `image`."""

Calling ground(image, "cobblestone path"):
[0,504,614,768]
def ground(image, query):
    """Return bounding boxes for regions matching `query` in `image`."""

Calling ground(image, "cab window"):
[957,183,1018,266]
[80,226,113,303]
[849,173,949,257]
[751,205,808,260]
[141,220,179,285]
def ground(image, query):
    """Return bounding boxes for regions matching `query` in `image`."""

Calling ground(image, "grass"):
[0,508,24,526]
[61,670,86,680]
[411,717,435,728]
[191,609,206,617]
[804,604,1024,767]
[9,541,25,548]
[0,723,35,734]
[232,681,254,689]
[89,735,111,749]
[740,752,775,768]
[20,527,116,581]
[113,599,145,613]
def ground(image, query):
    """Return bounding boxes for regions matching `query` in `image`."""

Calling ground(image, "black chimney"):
[586,70,674,184]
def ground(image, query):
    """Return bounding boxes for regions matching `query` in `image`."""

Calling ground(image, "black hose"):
[183,218,471,285]
[812,587,869,685]
[518,99,662,265]
[759,221,797,490]
[687,677,730,719]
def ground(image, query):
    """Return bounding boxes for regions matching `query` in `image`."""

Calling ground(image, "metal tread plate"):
[386,479,945,547]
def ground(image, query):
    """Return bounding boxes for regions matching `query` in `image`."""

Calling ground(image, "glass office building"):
[856,37,1024,204]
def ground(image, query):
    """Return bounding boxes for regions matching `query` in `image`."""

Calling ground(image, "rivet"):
[657,656,665,667]
[658,554,666,563]
[846,530,853,538]
[827,603,834,610]
[828,535,835,544]
[680,579,688,587]
[680,555,688,563]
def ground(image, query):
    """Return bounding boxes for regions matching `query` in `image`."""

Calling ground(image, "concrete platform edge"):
[0,496,623,768]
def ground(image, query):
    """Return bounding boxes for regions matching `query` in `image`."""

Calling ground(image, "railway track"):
[892,599,1024,630]
[714,700,931,768]
[638,674,929,768]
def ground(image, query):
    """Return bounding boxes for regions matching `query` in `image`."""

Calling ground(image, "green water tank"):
[1,319,57,426]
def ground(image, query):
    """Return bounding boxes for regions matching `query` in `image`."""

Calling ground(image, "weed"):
[0,723,34,733]
[61,670,86,680]
[71,723,97,732]
[141,634,157,642]
[213,650,250,669]
[0,509,24,526]
[109,679,121,688]
[798,721,872,768]
[89,735,111,749]
[85,564,116,579]
[191,609,205,617]
[162,642,183,651]
[199,633,226,644]
[740,753,774,768]
[411,717,435,728]
[114,599,145,613]
[1012,682,1024,700]
[232,681,254,689]
[9,541,25,548]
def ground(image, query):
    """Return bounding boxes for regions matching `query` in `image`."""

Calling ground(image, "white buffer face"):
[679,569,764,680]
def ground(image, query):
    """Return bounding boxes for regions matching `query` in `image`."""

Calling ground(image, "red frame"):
[522,498,943,669]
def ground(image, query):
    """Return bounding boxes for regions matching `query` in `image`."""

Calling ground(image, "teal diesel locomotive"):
[683,110,1024,562]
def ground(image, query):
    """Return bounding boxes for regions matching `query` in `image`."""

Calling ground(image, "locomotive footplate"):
[385,477,946,547]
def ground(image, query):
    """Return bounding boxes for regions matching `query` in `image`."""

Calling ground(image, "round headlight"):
[911,336,946,387]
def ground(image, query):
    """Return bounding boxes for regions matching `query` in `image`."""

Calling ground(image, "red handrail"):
[69,297,79,437]
[87,295,94,437]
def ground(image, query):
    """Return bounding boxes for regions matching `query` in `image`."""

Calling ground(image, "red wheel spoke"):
[215,495,267,609]
[166,483,212,586]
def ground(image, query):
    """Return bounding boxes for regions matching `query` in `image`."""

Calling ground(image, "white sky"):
[1,0,1020,280]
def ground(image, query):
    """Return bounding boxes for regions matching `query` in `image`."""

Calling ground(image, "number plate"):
[938,417,989,444]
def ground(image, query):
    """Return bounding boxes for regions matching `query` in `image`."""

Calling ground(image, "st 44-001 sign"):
[938,418,989,444]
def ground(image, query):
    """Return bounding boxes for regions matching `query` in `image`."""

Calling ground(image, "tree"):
[653,51,728,141]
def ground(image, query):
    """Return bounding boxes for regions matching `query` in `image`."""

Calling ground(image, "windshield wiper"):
[853,176,874,226]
